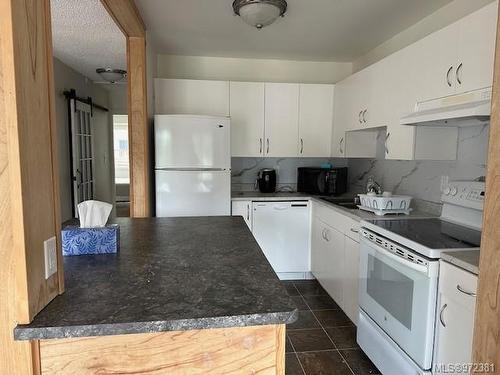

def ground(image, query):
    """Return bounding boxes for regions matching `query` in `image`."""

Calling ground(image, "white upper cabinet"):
[298,84,334,157]
[264,83,300,157]
[413,23,458,102]
[456,1,498,93]
[229,82,265,157]
[414,1,497,102]
[155,79,230,116]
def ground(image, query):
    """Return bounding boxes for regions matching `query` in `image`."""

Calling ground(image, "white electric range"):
[357,180,484,375]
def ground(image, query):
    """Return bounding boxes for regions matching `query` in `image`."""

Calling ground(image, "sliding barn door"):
[70,99,94,216]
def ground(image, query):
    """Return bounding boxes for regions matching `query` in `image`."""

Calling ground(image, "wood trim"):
[44,0,64,294]
[275,324,286,374]
[127,36,151,217]
[39,325,284,374]
[472,2,500,367]
[0,0,59,372]
[102,0,150,217]
[31,341,41,375]
[100,0,145,37]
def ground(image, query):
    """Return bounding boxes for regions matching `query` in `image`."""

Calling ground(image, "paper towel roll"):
[78,200,112,228]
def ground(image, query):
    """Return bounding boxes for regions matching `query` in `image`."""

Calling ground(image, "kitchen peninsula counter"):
[15,217,296,374]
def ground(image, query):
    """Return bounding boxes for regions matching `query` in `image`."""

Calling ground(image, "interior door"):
[298,84,334,157]
[70,100,94,216]
[264,83,299,157]
[229,82,265,157]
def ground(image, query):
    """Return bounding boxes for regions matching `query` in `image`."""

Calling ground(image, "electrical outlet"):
[44,236,57,279]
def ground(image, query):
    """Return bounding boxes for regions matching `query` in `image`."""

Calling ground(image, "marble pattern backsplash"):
[348,124,489,204]
[231,157,348,192]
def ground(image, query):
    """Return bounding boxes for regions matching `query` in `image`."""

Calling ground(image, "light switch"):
[44,236,57,279]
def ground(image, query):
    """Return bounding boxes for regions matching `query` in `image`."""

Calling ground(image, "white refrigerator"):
[154,115,231,217]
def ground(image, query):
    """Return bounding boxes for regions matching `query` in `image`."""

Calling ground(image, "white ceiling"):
[135,0,453,62]
[51,0,126,82]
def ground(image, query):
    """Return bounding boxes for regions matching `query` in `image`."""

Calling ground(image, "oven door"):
[358,236,439,370]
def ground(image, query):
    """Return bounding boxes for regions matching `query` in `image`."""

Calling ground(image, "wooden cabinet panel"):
[229,82,265,157]
[264,83,300,157]
[39,325,285,375]
[298,84,334,157]
[154,79,230,116]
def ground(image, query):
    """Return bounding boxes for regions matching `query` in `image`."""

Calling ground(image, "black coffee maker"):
[255,168,277,193]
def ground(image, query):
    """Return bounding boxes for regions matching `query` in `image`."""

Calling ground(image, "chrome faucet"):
[366,176,382,195]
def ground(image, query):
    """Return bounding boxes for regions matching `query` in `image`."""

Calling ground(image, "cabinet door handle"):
[456,63,463,85]
[358,110,363,124]
[350,227,359,233]
[439,303,448,327]
[339,137,344,154]
[266,138,270,154]
[324,229,330,242]
[300,138,304,154]
[321,228,326,240]
[259,138,263,154]
[456,284,476,297]
[385,132,391,155]
[246,204,250,221]
[446,66,453,87]
[362,109,367,124]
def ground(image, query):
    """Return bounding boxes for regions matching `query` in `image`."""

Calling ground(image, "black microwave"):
[297,167,348,196]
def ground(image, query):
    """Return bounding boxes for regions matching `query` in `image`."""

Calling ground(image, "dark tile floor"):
[284,280,381,375]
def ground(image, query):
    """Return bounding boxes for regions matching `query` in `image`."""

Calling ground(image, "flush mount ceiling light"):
[233,0,287,29]
[96,68,127,83]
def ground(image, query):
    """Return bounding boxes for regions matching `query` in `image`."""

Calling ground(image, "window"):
[113,115,129,184]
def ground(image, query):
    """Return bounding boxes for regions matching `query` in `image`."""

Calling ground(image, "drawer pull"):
[439,303,447,327]
[350,228,359,233]
[456,284,476,297]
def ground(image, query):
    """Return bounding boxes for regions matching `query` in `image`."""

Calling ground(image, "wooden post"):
[472,2,500,369]
[101,0,150,217]
[0,0,61,372]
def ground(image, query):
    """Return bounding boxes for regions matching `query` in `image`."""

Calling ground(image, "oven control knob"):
[443,187,451,195]
[450,187,458,196]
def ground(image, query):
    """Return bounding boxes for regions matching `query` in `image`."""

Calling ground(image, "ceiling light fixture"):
[233,0,287,29]
[96,68,127,83]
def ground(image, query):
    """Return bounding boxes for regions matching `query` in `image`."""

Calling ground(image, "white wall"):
[53,58,114,221]
[157,54,352,84]
[353,0,495,72]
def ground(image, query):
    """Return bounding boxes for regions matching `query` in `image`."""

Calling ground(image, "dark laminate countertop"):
[15,217,297,340]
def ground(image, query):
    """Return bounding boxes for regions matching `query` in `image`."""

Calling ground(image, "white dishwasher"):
[252,201,311,280]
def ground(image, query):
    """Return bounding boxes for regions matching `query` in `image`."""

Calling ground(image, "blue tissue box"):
[62,224,120,256]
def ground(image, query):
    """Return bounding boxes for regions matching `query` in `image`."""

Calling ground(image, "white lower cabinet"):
[311,202,361,325]
[434,261,478,371]
[311,217,345,305]
[231,200,252,230]
[343,235,360,324]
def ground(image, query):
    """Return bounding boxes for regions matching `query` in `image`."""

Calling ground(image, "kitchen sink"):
[320,197,360,210]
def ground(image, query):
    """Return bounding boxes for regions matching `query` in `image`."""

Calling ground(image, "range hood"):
[400,87,491,127]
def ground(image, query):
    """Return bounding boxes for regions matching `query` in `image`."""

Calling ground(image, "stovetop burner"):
[364,218,481,249]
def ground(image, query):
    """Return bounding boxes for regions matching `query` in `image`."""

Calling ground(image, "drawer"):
[439,260,478,305]
[344,217,360,242]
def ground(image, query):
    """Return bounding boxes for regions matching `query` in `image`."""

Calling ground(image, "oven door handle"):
[362,238,428,274]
